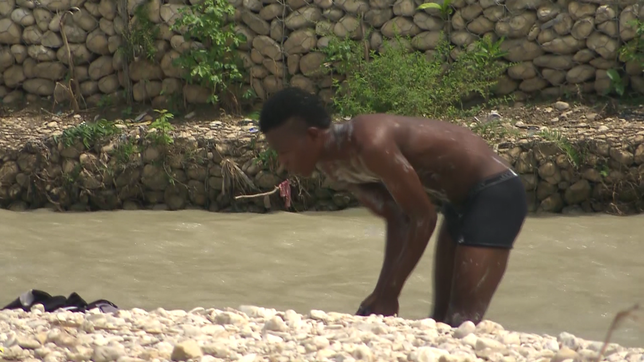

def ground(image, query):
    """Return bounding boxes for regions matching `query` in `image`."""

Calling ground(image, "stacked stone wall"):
[0,123,643,214]
[0,0,644,105]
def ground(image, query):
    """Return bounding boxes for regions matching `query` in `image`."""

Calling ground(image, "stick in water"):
[234,180,291,208]
[234,186,279,200]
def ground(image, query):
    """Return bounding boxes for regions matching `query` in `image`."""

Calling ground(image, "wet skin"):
[264,114,517,327]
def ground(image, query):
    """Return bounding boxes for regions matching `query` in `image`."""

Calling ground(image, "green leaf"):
[417,2,442,10]
[606,69,620,82]
[616,84,625,96]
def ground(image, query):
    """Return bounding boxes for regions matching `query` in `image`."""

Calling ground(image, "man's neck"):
[318,122,353,162]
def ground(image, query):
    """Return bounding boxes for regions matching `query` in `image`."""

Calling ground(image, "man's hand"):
[355,292,399,317]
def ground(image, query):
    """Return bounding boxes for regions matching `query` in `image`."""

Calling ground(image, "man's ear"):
[306,127,321,139]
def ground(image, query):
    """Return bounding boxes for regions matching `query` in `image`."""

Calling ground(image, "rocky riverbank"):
[0,305,642,362]
[0,101,644,214]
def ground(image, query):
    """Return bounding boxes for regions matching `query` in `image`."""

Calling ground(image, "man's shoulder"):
[350,113,439,129]
[346,115,404,156]
[349,113,401,135]
[350,114,435,142]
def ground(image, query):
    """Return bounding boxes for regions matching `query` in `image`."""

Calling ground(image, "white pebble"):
[476,337,506,351]
[263,316,288,332]
[544,338,560,351]
[412,318,437,330]
[453,321,476,339]
[309,309,328,321]
[353,344,374,361]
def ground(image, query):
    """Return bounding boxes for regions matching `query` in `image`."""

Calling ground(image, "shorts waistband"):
[466,168,518,199]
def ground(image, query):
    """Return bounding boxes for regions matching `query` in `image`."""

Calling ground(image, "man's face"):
[264,122,321,177]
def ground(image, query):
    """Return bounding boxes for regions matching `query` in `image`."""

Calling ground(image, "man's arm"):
[349,183,409,299]
[358,139,438,300]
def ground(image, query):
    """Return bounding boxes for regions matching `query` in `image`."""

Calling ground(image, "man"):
[258,87,527,327]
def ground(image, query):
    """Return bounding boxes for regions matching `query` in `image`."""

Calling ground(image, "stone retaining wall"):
[1,0,644,106]
[0,122,643,214]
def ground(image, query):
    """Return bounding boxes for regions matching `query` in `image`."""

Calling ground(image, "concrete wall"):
[0,124,642,214]
[0,0,643,105]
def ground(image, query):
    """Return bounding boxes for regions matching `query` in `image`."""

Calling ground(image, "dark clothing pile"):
[2,289,119,314]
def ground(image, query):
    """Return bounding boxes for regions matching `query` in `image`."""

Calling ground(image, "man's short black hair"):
[259,87,331,133]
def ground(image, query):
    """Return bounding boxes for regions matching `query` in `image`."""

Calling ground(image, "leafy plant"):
[110,0,160,105]
[255,148,279,171]
[114,139,141,166]
[319,35,365,76]
[171,0,247,104]
[129,1,160,62]
[618,20,644,68]
[58,119,120,149]
[323,34,509,119]
[606,69,626,97]
[146,109,175,145]
[475,34,508,60]
[417,0,453,20]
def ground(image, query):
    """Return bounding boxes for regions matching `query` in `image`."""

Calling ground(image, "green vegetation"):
[114,138,141,166]
[250,138,279,172]
[62,162,82,186]
[128,1,160,62]
[146,109,175,146]
[618,20,644,70]
[55,109,176,152]
[116,0,160,105]
[319,33,511,120]
[57,119,120,149]
[606,19,644,98]
[417,0,453,21]
[171,0,249,105]
[538,129,583,168]
[256,148,279,171]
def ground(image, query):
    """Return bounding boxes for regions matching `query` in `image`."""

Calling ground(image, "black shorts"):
[441,169,527,249]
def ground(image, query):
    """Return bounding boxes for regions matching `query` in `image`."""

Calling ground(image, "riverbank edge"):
[0,119,643,214]
[0,305,642,362]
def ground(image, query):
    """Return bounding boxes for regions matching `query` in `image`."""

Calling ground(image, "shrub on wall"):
[171,0,249,104]
[320,34,511,119]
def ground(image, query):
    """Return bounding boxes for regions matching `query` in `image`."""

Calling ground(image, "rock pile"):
[1,0,644,105]
[1,305,642,362]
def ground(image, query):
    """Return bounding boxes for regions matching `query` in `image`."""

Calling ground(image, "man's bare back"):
[259,87,528,327]
[316,114,512,205]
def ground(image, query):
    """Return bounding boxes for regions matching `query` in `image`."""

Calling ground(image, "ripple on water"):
[174,222,203,230]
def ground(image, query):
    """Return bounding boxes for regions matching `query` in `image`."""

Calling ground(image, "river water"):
[1,208,643,347]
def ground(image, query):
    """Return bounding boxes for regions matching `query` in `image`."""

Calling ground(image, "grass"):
[537,129,584,168]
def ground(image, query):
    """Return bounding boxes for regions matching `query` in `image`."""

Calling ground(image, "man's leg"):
[441,173,527,327]
[443,245,511,327]
[430,220,457,322]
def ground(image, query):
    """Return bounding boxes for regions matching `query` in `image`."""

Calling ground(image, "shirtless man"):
[258,87,528,327]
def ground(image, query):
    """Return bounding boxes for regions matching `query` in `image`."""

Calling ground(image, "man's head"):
[259,87,332,176]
